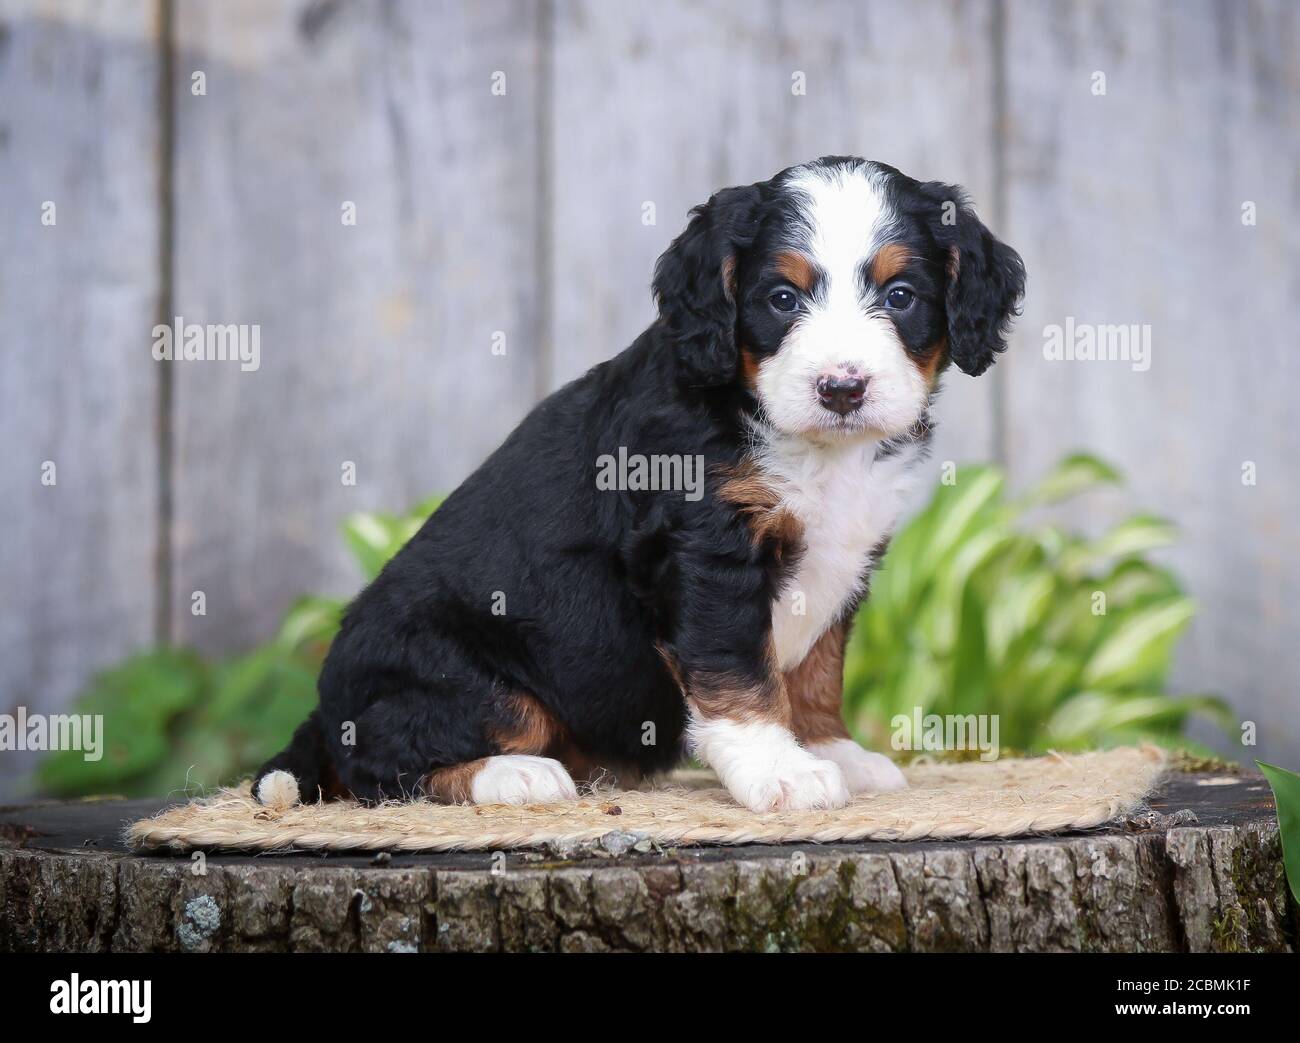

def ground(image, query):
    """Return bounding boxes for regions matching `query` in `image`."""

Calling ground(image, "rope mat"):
[127,746,1166,853]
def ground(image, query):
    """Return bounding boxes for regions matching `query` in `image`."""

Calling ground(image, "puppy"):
[254,156,1024,814]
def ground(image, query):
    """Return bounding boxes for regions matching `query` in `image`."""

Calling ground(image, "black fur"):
[653,184,764,388]
[889,170,1027,377]
[253,157,1024,805]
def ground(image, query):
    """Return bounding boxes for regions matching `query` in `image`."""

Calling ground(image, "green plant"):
[1256,761,1300,904]
[35,497,442,798]
[843,453,1231,754]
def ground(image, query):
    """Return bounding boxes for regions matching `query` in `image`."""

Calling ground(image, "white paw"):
[809,738,907,793]
[728,753,851,813]
[469,755,578,806]
[255,769,300,810]
[690,717,850,813]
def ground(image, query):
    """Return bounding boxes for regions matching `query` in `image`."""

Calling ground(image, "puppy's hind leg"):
[337,685,580,806]
[252,710,331,808]
[427,755,579,806]
[425,690,580,806]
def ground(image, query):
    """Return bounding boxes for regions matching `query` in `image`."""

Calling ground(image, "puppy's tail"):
[251,710,332,809]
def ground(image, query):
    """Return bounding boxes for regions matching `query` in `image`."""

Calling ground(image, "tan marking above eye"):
[870,242,912,285]
[773,250,818,293]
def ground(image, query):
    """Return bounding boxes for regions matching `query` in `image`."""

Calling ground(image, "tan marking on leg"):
[690,675,792,729]
[424,759,490,804]
[488,691,639,789]
[492,691,567,755]
[786,620,850,745]
[660,634,792,728]
[688,639,792,729]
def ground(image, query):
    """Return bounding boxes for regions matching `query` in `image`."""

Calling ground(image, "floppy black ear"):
[921,184,1026,377]
[653,185,762,387]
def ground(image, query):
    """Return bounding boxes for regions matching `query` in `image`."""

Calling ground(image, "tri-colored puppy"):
[255,156,1025,813]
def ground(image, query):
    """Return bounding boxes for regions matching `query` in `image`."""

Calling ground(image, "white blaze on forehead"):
[756,162,926,441]
[782,163,897,287]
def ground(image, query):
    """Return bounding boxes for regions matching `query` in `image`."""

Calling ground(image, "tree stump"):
[1,769,1294,953]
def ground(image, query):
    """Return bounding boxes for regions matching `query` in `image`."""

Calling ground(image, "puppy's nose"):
[816,373,867,415]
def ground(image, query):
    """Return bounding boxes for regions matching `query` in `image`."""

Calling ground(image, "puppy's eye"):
[768,290,799,314]
[885,287,915,310]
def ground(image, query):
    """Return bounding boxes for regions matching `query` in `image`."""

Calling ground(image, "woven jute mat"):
[127,746,1165,853]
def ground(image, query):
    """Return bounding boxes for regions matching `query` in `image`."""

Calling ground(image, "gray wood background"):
[1,0,1296,797]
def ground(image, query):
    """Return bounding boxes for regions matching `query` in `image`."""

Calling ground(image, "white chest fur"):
[759,435,924,672]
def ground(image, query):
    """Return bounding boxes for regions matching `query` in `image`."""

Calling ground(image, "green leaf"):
[205,646,280,723]
[928,525,1019,652]
[1099,559,1182,608]
[1061,515,1178,578]
[925,467,1005,563]
[1256,761,1300,905]
[408,495,445,519]
[277,594,343,649]
[38,723,171,795]
[35,649,208,795]
[341,498,443,580]
[984,568,1055,663]
[1090,514,1178,559]
[81,648,206,725]
[1081,597,1196,689]
[342,511,401,579]
[1047,690,1229,746]
[1020,452,1122,507]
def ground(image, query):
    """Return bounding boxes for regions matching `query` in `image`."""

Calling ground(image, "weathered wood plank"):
[999,0,1300,767]
[0,1,162,797]
[547,0,1005,478]
[169,0,543,653]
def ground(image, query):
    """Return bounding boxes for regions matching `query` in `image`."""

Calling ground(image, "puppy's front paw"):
[690,718,851,812]
[729,753,850,812]
[810,738,907,793]
[469,755,579,806]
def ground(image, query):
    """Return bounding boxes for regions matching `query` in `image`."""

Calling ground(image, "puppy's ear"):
[653,185,762,387]
[921,184,1025,377]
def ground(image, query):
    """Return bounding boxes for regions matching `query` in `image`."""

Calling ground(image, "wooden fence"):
[1,0,1296,795]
